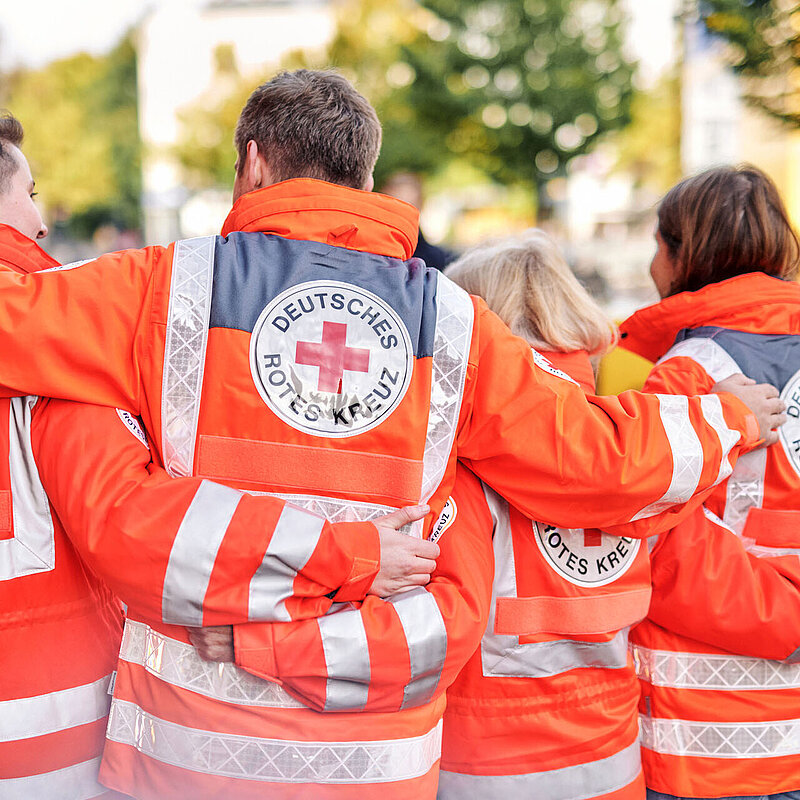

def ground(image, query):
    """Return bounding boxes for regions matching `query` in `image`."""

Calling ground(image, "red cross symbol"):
[295,321,370,394]
[583,529,603,547]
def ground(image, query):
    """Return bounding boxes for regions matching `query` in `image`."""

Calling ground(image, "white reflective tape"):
[161,480,242,626]
[248,503,323,623]
[389,587,448,709]
[699,393,740,486]
[0,674,111,742]
[0,396,56,580]
[42,258,95,273]
[632,644,800,690]
[656,337,741,383]
[724,447,767,535]
[118,620,302,708]
[255,492,398,524]
[438,740,642,800]
[0,757,105,800]
[107,698,442,783]
[640,714,800,758]
[632,395,704,520]
[161,235,216,478]
[318,605,371,711]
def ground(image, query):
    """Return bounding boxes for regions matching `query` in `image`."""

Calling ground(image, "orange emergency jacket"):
[440,352,647,800]
[622,273,800,797]
[0,180,761,798]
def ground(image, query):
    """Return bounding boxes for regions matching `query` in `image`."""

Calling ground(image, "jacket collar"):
[0,224,59,274]
[620,272,800,362]
[221,178,420,260]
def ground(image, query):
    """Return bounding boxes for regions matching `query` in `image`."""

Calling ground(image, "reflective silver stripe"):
[107,698,442,783]
[656,337,741,382]
[249,503,323,623]
[632,395,704,520]
[118,619,302,708]
[481,485,629,678]
[254,492,398,524]
[699,393,740,486]
[438,740,642,800]
[640,714,800,758]
[418,274,473,529]
[161,480,242,625]
[318,605,371,711]
[724,447,767,535]
[161,235,216,478]
[0,396,56,580]
[42,258,95,273]
[632,643,800,690]
[388,587,448,708]
[0,674,111,742]
[0,757,105,800]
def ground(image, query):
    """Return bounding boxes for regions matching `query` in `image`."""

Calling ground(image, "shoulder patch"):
[116,409,149,449]
[531,349,578,385]
[429,497,457,544]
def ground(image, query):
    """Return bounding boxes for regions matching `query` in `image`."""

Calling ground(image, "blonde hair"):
[445,229,617,356]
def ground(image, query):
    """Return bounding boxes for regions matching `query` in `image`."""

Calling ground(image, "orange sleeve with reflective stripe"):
[459,301,757,536]
[29,399,379,625]
[233,464,494,712]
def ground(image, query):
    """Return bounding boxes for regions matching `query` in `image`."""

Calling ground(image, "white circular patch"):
[250,280,414,438]
[116,408,149,449]
[430,497,457,544]
[533,523,640,587]
[779,367,800,478]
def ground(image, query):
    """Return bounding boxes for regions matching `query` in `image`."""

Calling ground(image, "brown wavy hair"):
[657,165,800,295]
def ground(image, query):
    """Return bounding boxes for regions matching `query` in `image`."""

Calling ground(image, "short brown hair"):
[658,165,800,295]
[0,113,23,194]
[234,70,381,189]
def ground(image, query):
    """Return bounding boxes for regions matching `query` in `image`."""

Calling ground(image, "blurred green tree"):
[700,0,800,126]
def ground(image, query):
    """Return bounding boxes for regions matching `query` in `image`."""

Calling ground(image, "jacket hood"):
[221,178,420,260]
[620,272,800,362]
[0,224,59,274]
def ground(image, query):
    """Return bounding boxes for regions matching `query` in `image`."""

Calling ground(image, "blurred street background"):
[1,0,797,331]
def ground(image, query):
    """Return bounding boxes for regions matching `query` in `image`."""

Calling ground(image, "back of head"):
[658,165,800,294]
[0,113,23,194]
[445,229,616,356]
[235,69,381,190]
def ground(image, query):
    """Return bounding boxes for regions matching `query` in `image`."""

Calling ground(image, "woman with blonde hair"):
[438,231,649,800]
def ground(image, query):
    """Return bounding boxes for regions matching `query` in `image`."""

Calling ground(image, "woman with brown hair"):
[620,165,800,800]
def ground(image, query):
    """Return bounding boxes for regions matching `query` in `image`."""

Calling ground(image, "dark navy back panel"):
[676,326,800,390]
[208,232,438,358]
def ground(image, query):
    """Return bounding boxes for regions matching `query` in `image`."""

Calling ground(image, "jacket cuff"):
[718,392,760,450]
[329,521,380,602]
[233,622,278,680]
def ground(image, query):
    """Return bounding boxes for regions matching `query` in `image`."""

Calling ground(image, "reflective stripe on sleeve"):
[632,395,704,520]
[656,337,741,382]
[118,619,302,708]
[723,448,767,535]
[248,503,323,623]
[640,714,800,758]
[161,235,216,478]
[318,606,371,711]
[632,643,800,690]
[0,757,106,800]
[388,587,448,709]
[106,698,442,783]
[438,740,641,800]
[699,393,740,486]
[161,480,242,626]
[0,674,112,742]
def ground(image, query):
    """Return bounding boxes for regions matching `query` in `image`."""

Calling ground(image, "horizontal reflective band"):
[249,503,323,624]
[657,337,741,383]
[119,620,302,708]
[438,740,641,800]
[107,699,442,783]
[318,606,371,711]
[254,492,399,525]
[389,587,448,709]
[640,714,800,758]
[632,644,800,690]
[700,393,739,487]
[632,395,704,520]
[161,480,242,626]
[0,674,112,742]
[0,757,106,800]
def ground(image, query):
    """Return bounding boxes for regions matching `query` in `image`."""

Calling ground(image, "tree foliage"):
[701,0,800,126]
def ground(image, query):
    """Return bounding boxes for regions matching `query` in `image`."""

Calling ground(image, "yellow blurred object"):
[596,345,654,395]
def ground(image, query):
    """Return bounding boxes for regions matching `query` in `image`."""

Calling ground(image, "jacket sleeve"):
[0,248,160,409]
[30,399,380,626]
[459,302,758,536]
[232,464,494,712]
[646,505,800,661]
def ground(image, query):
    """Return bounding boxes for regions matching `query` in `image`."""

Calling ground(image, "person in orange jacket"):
[621,165,800,800]
[0,73,786,799]
[0,113,432,800]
